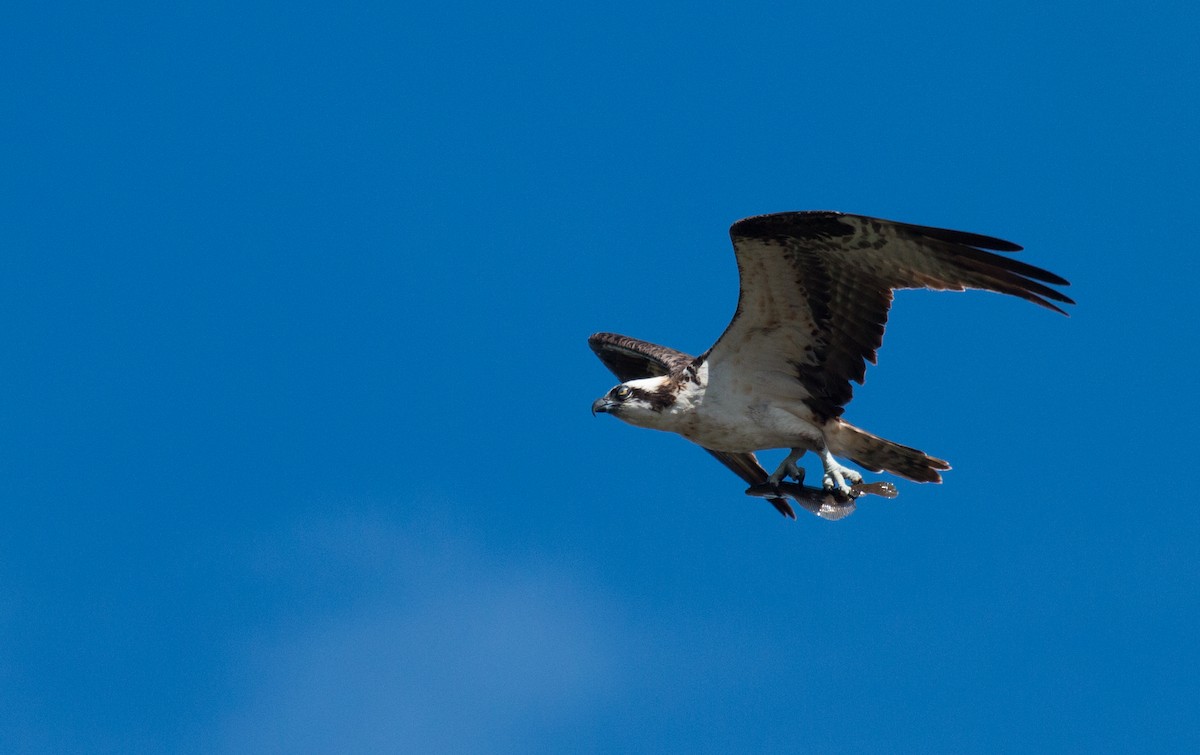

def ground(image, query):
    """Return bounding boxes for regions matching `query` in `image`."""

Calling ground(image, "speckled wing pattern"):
[588,332,797,518]
[706,211,1074,422]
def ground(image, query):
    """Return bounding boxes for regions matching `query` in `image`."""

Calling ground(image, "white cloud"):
[218,509,625,753]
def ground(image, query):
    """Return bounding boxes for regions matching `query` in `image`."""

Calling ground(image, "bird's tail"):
[826,421,950,483]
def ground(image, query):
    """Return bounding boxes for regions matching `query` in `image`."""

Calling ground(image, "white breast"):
[669,360,824,453]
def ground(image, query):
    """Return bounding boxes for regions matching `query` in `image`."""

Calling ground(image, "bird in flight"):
[590,211,1072,519]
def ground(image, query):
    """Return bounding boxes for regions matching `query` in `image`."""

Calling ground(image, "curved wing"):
[699,449,795,519]
[587,332,692,381]
[588,332,796,518]
[704,211,1073,421]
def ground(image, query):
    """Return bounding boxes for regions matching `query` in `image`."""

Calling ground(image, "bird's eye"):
[615,385,632,400]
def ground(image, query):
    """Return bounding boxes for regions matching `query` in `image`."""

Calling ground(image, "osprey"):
[590,211,1072,519]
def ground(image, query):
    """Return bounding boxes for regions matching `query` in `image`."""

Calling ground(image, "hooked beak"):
[591,397,615,416]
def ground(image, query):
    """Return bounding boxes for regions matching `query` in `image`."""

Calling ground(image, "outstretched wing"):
[588,332,796,518]
[704,211,1074,421]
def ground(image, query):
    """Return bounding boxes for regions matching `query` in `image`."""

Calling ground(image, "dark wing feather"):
[702,449,795,519]
[705,211,1073,421]
[587,332,691,380]
[588,332,796,518]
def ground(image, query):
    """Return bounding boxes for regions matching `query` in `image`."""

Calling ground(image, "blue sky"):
[2,1,1198,752]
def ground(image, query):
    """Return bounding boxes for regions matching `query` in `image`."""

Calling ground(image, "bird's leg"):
[818,445,862,495]
[768,448,807,485]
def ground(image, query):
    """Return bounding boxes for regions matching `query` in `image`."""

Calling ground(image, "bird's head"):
[591,376,677,429]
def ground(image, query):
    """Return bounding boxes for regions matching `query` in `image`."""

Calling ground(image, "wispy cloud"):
[218,507,626,753]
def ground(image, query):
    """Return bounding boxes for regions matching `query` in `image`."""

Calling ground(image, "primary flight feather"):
[589,211,1072,519]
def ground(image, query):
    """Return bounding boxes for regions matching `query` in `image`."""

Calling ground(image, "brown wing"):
[588,332,796,518]
[704,211,1073,421]
[701,449,796,519]
[587,332,691,381]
